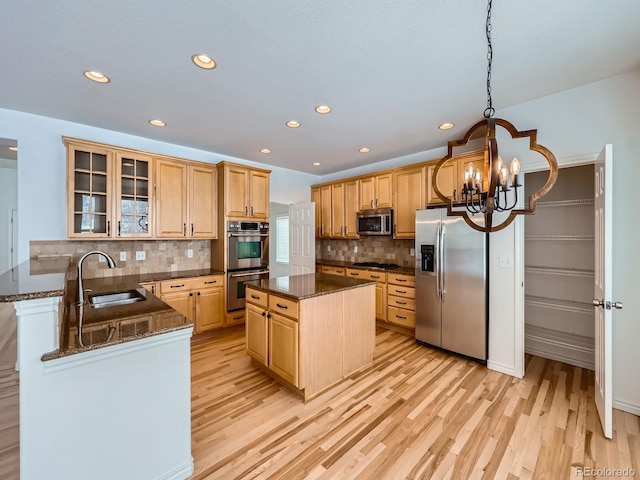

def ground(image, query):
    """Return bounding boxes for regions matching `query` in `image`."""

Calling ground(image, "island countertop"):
[246,272,375,301]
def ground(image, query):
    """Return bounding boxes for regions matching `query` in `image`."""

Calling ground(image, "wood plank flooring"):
[0,302,19,480]
[190,327,640,480]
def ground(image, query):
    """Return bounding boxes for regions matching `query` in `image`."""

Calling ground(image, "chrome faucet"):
[76,251,117,304]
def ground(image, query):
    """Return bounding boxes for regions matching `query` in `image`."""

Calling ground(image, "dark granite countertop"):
[316,259,415,276]
[246,273,375,301]
[1,259,225,360]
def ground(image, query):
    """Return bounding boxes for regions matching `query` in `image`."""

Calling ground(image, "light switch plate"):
[120,252,127,261]
[136,251,146,261]
[354,245,358,253]
[410,248,415,257]
[187,249,193,258]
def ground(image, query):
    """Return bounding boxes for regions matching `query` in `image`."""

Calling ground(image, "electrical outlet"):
[119,251,127,261]
[187,249,193,258]
[499,256,513,268]
[136,251,146,261]
[98,255,105,262]
[354,245,358,253]
[410,248,415,257]
[328,245,331,252]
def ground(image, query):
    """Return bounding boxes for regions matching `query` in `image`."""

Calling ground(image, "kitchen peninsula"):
[245,273,376,401]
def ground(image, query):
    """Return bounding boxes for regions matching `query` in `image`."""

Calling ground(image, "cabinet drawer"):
[269,295,299,320]
[346,268,387,283]
[160,278,196,293]
[321,266,345,276]
[388,306,415,328]
[246,287,268,308]
[387,295,415,311]
[387,284,415,299]
[387,273,415,287]
[191,275,224,290]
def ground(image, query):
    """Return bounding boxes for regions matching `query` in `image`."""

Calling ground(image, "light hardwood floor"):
[190,326,640,480]
[0,303,19,480]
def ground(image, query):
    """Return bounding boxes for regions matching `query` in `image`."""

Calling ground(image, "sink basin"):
[88,289,146,309]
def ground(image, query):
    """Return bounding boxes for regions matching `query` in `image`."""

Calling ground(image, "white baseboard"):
[613,398,640,417]
[488,360,520,378]
[156,458,194,480]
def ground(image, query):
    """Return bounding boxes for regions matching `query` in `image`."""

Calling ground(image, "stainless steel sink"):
[88,289,146,308]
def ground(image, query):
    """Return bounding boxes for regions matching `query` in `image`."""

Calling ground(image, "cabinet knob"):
[261,311,266,317]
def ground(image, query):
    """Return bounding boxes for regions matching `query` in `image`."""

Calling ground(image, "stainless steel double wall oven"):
[226,221,269,311]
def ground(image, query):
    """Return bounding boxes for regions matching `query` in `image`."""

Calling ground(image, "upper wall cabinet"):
[154,160,217,239]
[311,181,359,239]
[427,150,485,206]
[358,173,392,210]
[393,165,425,239]
[66,139,154,239]
[220,163,270,220]
[65,137,217,240]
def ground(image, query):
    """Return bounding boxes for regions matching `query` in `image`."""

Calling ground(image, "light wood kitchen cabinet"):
[318,184,332,238]
[155,160,217,239]
[312,181,359,239]
[245,303,268,365]
[159,275,224,333]
[269,311,299,386]
[220,163,270,220]
[343,180,359,238]
[393,165,425,239]
[427,150,484,206]
[387,273,416,329]
[66,139,153,239]
[359,173,393,210]
[346,268,387,321]
[331,182,345,237]
[139,281,158,296]
[321,266,346,276]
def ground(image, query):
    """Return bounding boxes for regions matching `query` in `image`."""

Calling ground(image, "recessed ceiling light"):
[439,122,455,130]
[286,120,301,128]
[8,146,18,152]
[83,71,110,83]
[149,119,166,127]
[312,162,322,166]
[359,147,370,153]
[192,53,216,70]
[315,105,332,114]
[260,148,271,154]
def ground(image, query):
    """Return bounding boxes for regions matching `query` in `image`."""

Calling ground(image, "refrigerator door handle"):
[436,222,441,301]
[440,225,446,302]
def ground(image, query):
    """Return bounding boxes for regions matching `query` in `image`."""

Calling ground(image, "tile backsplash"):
[317,237,415,268]
[30,240,211,279]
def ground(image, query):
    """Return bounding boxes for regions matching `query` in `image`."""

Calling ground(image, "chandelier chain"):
[484,0,495,118]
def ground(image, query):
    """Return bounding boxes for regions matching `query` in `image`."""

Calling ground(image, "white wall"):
[0,163,18,273]
[0,108,318,265]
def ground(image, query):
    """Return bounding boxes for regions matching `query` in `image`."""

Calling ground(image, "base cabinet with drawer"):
[159,275,224,333]
[245,283,375,400]
[387,273,416,329]
[346,268,387,321]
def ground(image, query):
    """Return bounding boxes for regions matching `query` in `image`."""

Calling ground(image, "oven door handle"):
[229,270,270,278]
[228,233,269,237]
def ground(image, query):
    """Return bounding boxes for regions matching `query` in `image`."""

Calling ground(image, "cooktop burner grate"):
[352,262,399,270]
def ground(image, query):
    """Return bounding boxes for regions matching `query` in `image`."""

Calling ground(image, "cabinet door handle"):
[170,284,185,288]
[350,272,359,276]
[251,206,254,216]
[376,198,379,207]
[204,280,217,285]
[276,303,288,309]
[191,223,194,236]
[183,223,187,237]
[245,206,248,216]
[251,294,260,299]
[396,301,407,305]
[453,189,457,202]
[396,315,407,320]
[370,199,373,208]
[396,289,407,294]
[371,275,380,279]
[107,220,111,236]
[345,226,348,235]
[394,224,397,236]
[117,221,121,237]
[395,278,407,282]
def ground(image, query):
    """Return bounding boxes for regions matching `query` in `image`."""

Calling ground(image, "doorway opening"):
[524,164,595,369]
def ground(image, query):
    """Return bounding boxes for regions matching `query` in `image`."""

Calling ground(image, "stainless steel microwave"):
[357,208,393,236]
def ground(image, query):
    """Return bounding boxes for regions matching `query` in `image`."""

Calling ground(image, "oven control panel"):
[227,221,269,233]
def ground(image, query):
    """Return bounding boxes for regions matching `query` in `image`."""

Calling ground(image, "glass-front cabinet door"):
[67,145,113,238]
[115,153,153,237]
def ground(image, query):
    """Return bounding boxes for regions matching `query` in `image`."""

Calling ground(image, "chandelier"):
[432,0,558,233]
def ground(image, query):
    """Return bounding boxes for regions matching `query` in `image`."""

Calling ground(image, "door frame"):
[516,152,599,378]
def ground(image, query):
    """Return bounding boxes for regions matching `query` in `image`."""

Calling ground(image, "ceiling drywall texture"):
[1,1,639,174]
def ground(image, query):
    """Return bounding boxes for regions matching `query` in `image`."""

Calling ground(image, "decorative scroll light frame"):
[432,117,558,233]
[431,0,558,233]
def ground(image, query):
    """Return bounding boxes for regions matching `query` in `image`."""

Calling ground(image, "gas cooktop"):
[351,262,399,270]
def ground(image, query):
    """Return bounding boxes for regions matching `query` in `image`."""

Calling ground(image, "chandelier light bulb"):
[510,157,521,175]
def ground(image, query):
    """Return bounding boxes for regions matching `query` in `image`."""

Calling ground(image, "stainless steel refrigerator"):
[415,208,488,363]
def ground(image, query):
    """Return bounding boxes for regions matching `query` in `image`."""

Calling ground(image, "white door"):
[289,202,315,275]
[593,144,621,439]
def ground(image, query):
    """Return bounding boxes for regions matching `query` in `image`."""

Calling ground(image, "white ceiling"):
[2,1,639,174]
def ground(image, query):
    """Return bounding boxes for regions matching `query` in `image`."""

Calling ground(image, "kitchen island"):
[245,273,376,401]
[0,260,225,480]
